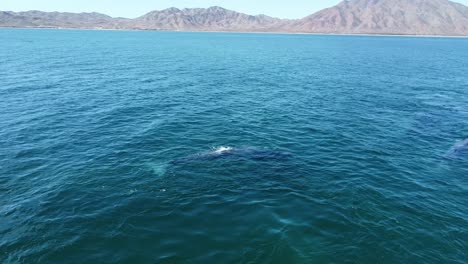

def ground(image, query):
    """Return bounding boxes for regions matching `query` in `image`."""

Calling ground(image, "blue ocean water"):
[0,29,467,263]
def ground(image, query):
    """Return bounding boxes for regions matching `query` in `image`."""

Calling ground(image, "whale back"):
[171,146,291,165]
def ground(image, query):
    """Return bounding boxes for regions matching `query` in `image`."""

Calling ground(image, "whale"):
[446,139,468,160]
[170,146,291,165]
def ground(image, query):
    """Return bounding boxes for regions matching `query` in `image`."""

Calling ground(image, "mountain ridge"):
[1,0,468,35]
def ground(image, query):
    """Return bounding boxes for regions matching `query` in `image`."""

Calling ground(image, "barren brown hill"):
[289,0,468,35]
[1,0,467,35]
[129,6,287,31]
[0,10,129,29]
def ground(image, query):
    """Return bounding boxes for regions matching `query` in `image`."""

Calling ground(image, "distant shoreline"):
[1,26,468,39]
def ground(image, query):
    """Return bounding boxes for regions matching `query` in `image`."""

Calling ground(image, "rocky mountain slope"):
[289,0,468,35]
[1,0,467,35]
[129,6,286,31]
[0,10,128,29]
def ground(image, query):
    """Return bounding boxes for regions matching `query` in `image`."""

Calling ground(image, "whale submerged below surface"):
[446,139,468,160]
[171,146,292,165]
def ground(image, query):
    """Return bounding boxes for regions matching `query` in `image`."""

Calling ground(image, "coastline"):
[1,26,468,38]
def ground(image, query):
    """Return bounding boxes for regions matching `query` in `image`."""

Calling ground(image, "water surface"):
[0,29,467,263]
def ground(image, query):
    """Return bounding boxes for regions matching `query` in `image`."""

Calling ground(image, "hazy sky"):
[2,0,468,19]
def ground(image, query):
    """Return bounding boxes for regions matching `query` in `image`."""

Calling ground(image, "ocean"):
[0,29,467,263]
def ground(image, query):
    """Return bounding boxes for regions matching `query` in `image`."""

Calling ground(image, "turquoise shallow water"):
[0,29,468,263]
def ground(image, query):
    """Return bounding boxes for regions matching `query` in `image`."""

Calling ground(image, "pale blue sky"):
[1,0,468,19]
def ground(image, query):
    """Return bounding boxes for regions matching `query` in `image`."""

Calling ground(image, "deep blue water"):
[1,29,467,264]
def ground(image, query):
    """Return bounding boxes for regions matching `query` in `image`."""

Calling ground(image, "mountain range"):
[1,0,468,36]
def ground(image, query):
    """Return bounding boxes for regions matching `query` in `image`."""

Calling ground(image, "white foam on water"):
[211,146,234,155]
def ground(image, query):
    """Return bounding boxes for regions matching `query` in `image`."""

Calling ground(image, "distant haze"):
[1,0,468,19]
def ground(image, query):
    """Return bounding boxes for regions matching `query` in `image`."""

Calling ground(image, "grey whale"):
[171,146,291,165]
[446,139,468,160]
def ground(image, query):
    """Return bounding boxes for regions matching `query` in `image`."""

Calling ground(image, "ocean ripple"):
[1,29,467,264]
